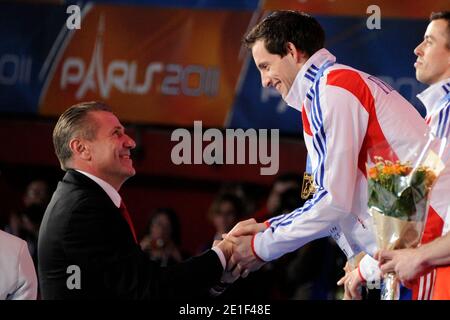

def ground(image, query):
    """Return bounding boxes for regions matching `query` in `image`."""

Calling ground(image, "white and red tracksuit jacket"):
[252,49,428,264]
[413,77,450,300]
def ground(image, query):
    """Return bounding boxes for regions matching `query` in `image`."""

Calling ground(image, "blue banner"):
[1,3,430,135]
[0,3,68,114]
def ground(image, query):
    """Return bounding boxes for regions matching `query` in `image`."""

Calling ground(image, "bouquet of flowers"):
[367,156,439,300]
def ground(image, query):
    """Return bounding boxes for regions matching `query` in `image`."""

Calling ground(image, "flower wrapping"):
[368,153,441,300]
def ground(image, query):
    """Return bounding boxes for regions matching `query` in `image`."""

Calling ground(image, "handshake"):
[211,218,268,295]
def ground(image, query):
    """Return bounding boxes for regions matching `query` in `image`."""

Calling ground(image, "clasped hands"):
[213,218,268,285]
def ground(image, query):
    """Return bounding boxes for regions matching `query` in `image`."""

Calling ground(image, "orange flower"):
[382,166,395,175]
[369,167,378,179]
[369,159,414,180]
[392,164,402,175]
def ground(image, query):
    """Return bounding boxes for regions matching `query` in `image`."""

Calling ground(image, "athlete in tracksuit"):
[413,78,450,300]
[372,79,450,300]
[253,47,427,265]
[369,12,450,300]
[229,11,434,299]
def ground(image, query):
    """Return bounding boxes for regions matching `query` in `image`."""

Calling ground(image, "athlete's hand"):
[225,234,265,278]
[225,218,268,238]
[376,248,429,288]
[337,268,364,300]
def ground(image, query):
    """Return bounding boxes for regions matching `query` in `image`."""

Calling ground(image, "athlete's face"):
[252,40,304,100]
[414,19,450,85]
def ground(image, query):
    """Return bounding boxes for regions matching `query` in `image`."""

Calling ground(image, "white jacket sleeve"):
[253,84,368,261]
[358,254,381,283]
[9,241,38,300]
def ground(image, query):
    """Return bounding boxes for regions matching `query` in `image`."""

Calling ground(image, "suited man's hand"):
[213,238,234,264]
[213,239,239,284]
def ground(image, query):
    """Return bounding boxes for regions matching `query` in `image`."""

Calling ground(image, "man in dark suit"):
[38,102,234,299]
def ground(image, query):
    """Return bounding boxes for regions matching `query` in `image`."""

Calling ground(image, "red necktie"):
[119,201,138,244]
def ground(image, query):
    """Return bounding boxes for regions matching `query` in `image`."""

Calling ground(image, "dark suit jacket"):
[38,170,222,299]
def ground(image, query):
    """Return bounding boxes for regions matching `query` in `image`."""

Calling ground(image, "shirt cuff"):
[211,246,226,271]
[359,254,381,283]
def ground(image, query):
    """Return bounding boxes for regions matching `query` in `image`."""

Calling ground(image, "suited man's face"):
[84,111,136,189]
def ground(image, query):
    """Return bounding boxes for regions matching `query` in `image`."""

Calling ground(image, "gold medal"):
[301,172,316,199]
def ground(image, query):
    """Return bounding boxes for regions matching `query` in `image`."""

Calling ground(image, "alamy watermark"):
[66,5,81,30]
[366,5,381,30]
[171,121,279,175]
[66,265,81,290]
